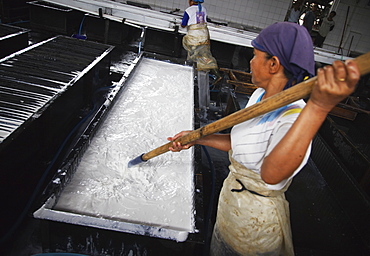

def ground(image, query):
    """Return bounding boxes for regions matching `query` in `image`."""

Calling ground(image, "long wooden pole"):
[129,51,370,166]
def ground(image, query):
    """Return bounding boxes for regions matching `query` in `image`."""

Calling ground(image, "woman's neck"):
[262,78,288,100]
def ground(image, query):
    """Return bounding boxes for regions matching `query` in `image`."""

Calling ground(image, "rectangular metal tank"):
[28,0,81,36]
[0,0,29,24]
[0,23,29,59]
[33,56,205,254]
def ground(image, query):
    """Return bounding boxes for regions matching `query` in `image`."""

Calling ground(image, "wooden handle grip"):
[142,51,370,161]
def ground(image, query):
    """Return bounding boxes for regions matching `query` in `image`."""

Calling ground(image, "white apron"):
[210,151,294,256]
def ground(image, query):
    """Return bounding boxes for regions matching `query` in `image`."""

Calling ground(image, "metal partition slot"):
[34,57,201,243]
[0,35,114,146]
[0,35,114,240]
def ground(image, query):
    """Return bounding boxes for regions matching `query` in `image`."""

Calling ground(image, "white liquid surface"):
[54,58,195,233]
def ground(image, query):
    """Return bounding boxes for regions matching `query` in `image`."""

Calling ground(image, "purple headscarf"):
[251,22,315,89]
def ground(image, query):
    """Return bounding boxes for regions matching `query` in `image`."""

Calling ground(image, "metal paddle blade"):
[128,153,146,168]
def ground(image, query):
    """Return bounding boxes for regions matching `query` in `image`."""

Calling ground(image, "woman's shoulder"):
[186,4,207,12]
[273,99,306,124]
[247,88,265,106]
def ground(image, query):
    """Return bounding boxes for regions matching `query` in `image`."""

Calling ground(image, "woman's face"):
[250,48,271,88]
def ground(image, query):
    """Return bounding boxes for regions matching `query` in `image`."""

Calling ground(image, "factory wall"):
[139,0,291,30]
[325,0,370,56]
[134,0,370,56]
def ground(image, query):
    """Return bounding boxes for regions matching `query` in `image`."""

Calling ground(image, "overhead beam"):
[42,0,350,64]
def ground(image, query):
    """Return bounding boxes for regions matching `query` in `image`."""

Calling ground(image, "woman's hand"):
[168,132,232,152]
[167,131,195,152]
[309,59,360,113]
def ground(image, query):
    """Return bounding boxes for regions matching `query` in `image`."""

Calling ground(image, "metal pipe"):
[338,5,350,53]
[138,26,146,55]
[347,35,354,57]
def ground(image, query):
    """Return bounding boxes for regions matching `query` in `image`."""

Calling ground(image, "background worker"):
[315,11,336,48]
[167,22,360,255]
[303,3,317,33]
[287,1,302,23]
[181,0,221,84]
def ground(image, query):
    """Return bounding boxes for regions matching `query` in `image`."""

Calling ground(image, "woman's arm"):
[167,132,231,152]
[261,59,360,184]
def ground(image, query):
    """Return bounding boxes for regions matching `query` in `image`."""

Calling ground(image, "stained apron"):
[182,23,218,71]
[210,151,294,256]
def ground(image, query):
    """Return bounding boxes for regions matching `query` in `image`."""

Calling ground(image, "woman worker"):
[167,22,360,255]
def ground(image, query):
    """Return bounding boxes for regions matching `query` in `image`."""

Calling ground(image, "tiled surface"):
[141,0,290,29]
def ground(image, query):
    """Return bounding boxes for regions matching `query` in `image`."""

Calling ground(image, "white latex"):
[54,58,195,235]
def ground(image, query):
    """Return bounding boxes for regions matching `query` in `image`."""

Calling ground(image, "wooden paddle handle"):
[142,51,370,161]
